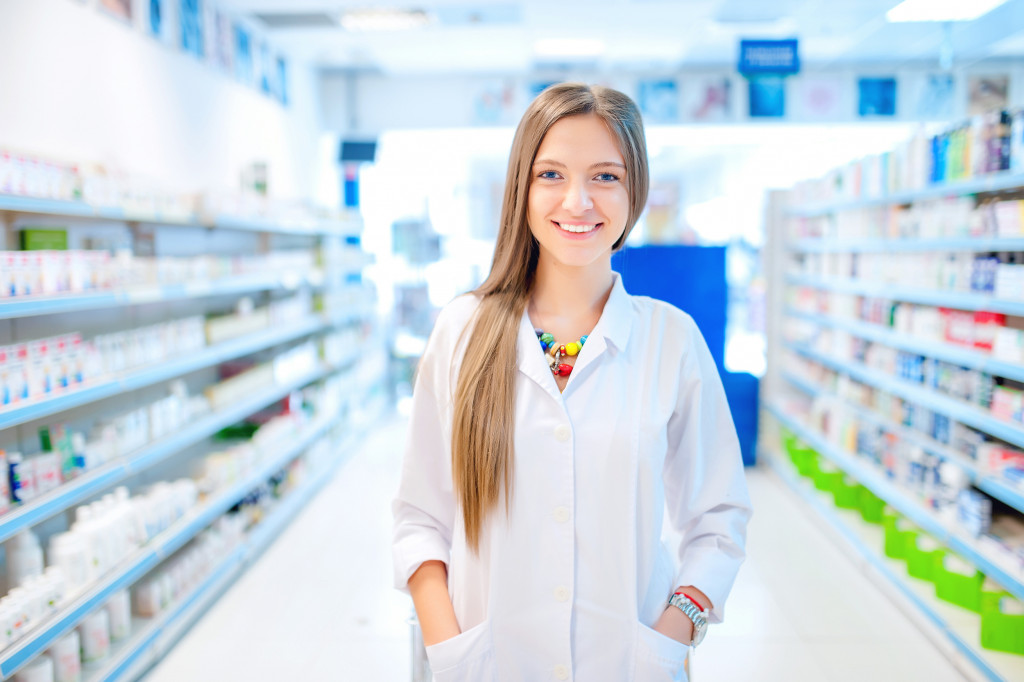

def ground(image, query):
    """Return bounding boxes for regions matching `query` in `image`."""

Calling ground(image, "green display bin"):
[858,487,886,524]
[833,475,860,510]
[795,448,819,478]
[932,551,983,613]
[813,460,843,493]
[884,515,916,560]
[905,534,943,581]
[981,593,1024,656]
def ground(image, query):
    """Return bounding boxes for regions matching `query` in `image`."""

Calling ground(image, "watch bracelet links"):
[668,591,707,646]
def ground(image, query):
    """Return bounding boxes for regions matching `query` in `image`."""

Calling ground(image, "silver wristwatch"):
[668,592,708,647]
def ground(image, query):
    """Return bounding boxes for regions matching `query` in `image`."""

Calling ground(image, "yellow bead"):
[565,342,580,356]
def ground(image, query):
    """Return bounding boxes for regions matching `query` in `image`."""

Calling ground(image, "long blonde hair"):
[451,83,650,552]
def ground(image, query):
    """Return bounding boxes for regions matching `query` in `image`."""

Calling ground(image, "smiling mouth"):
[554,222,601,234]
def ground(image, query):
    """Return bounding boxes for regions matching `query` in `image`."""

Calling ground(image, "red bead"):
[556,363,572,376]
[558,344,566,355]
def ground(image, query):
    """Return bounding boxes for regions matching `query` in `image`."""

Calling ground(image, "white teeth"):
[557,223,597,233]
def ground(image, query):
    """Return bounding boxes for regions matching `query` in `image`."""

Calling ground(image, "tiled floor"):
[146,413,968,681]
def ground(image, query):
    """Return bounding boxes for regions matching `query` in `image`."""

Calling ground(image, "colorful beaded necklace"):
[535,329,588,377]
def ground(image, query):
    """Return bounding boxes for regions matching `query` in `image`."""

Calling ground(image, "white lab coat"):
[393,273,752,682]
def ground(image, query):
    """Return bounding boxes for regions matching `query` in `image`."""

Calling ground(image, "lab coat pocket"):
[425,620,495,682]
[634,622,689,682]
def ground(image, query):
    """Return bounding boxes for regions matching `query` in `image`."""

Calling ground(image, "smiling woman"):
[392,83,752,682]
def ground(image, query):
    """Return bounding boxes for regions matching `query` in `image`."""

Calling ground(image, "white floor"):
[145,413,967,681]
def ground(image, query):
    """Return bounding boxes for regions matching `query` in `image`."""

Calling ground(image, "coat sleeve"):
[391,306,461,594]
[663,316,753,624]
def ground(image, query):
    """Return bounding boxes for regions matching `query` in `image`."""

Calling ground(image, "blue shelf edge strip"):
[762,448,1007,682]
[0,317,327,431]
[783,341,1024,451]
[780,371,1024,516]
[786,275,1024,317]
[790,237,1024,255]
[766,403,1024,604]
[787,170,1024,217]
[0,274,320,321]
[0,410,341,678]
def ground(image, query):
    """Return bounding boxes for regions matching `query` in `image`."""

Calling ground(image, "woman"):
[392,82,752,682]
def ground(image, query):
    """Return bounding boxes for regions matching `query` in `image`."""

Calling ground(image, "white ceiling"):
[217,0,1024,74]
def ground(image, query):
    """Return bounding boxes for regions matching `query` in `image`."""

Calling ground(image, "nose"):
[561,179,593,214]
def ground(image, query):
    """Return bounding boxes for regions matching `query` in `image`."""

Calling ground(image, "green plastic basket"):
[905,534,942,582]
[932,551,983,613]
[858,487,885,524]
[883,515,916,560]
[833,475,860,510]
[813,460,843,492]
[981,593,1024,656]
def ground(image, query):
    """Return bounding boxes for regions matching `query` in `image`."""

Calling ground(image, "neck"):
[529,255,615,321]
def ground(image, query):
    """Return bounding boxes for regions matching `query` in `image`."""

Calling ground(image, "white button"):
[554,425,571,442]
[554,586,570,602]
[553,506,570,523]
[554,664,569,680]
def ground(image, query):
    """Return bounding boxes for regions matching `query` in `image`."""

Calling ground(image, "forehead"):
[534,113,624,163]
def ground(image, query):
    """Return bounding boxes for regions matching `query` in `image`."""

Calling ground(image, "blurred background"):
[2,0,1024,680]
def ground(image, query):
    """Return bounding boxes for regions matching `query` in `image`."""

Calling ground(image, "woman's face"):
[527,113,630,272]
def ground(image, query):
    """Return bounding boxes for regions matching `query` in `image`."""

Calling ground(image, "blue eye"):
[596,173,619,182]
[538,170,560,179]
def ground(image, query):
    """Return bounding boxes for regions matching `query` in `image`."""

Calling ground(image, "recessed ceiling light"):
[886,0,1010,22]
[533,38,606,59]
[340,8,432,32]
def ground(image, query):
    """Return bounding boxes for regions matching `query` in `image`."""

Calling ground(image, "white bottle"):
[105,590,131,642]
[7,531,44,590]
[70,506,104,581]
[47,630,81,682]
[12,653,54,682]
[47,532,90,594]
[77,609,110,663]
[0,602,14,650]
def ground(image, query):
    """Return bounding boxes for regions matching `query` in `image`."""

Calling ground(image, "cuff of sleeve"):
[393,536,451,594]
[675,548,745,624]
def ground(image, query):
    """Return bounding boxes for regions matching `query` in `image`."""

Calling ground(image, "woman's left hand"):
[652,604,694,646]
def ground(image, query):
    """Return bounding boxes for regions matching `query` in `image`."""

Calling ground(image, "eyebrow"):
[533,159,626,170]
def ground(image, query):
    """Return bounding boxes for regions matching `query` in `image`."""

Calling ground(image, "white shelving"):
[767,159,1024,680]
[0,193,382,680]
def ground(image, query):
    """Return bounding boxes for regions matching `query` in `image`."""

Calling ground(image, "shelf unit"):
[0,194,381,679]
[765,166,1024,680]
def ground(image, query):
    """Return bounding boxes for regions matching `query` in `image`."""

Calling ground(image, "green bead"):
[540,333,555,346]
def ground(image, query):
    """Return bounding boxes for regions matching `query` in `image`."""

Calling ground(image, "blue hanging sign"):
[738,39,800,75]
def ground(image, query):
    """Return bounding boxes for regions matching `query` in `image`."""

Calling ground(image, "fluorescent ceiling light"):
[533,38,605,59]
[340,9,432,32]
[886,0,1010,22]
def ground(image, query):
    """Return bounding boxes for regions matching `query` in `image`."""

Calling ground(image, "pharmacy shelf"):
[791,237,1024,254]
[0,271,323,321]
[209,215,359,237]
[0,408,341,679]
[88,429,363,682]
[785,308,1024,385]
[762,445,1018,682]
[0,363,334,545]
[0,316,327,430]
[787,274,1024,317]
[766,403,1024,607]
[781,370,1024,515]
[784,341,1024,451]
[788,170,1024,217]
[0,194,360,237]
[0,195,200,226]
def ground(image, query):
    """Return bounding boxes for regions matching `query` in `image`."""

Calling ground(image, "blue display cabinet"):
[612,245,758,466]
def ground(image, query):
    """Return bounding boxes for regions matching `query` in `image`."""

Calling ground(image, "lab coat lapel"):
[562,273,634,395]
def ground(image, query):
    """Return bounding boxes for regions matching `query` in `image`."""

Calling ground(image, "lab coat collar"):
[516,271,634,400]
